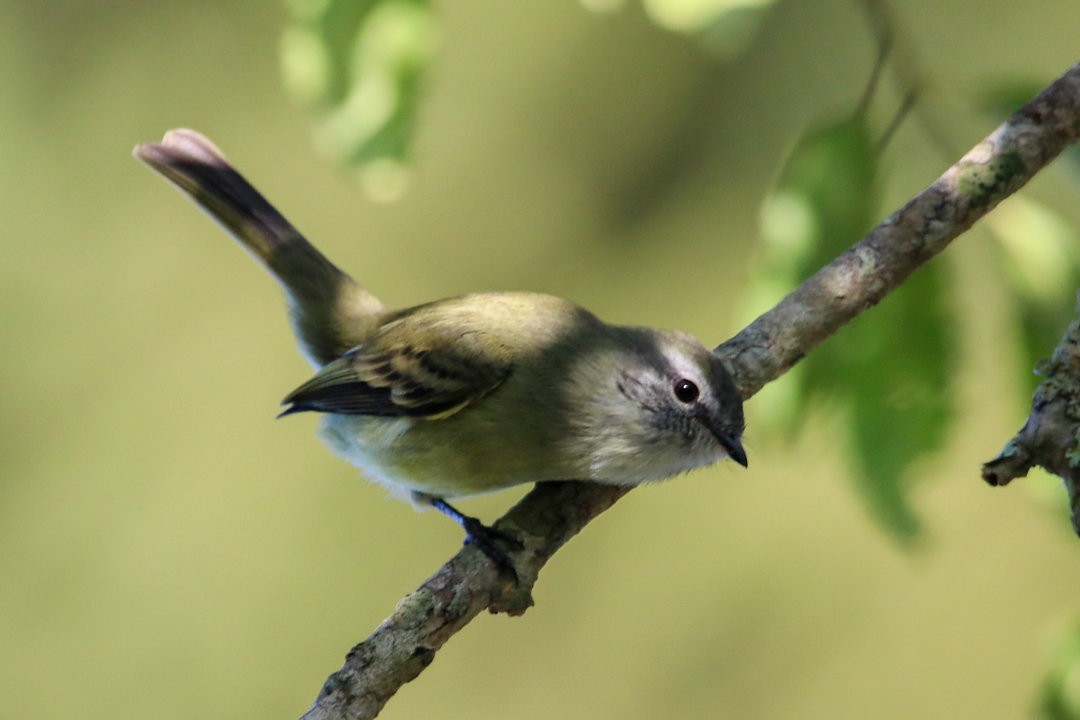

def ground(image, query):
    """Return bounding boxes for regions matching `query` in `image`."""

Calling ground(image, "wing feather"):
[280,308,513,420]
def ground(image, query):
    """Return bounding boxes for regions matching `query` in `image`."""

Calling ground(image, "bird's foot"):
[425,496,523,582]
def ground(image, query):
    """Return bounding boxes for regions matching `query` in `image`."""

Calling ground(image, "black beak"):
[694,407,748,468]
[717,433,748,468]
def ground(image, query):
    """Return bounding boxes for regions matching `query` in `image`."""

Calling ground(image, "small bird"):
[134,129,747,571]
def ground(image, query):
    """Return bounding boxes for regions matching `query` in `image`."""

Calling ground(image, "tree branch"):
[983,294,1080,533]
[300,60,1080,720]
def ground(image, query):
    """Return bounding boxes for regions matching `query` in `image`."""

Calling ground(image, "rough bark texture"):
[720,61,1080,397]
[301,61,1080,720]
[983,294,1080,534]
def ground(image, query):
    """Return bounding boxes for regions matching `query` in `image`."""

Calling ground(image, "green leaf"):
[770,118,879,267]
[583,0,773,58]
[749,116,880,428]
[840,263,952,540]
[977,78,1045,120]
[987,196,1080,392]
[749,115,956,540]
[281,0,436,198]
[1039,624,1080,720]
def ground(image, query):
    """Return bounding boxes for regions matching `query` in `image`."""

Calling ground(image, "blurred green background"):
[5,1,1080,718]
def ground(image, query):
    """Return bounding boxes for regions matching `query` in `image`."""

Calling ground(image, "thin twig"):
[875,89,919,154]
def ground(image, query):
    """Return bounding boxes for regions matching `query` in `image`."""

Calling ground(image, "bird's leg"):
[420,494,523,580]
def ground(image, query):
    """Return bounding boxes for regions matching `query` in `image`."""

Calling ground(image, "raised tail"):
[134,129,385,366]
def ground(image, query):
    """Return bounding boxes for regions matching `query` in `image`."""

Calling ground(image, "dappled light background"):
[4,2,1080,719]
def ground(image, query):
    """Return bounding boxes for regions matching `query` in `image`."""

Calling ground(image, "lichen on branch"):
[984,294,1080,533]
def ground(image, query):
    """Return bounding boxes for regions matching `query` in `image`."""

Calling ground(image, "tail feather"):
[134,129,385,366]
[134,129,296,263]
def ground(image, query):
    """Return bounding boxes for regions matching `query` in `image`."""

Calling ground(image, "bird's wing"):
[279,306,514,420]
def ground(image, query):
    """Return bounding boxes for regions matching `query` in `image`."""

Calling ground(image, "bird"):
[134,129,747,573]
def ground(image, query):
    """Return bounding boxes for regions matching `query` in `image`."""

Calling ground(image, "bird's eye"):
[673,379,699,403]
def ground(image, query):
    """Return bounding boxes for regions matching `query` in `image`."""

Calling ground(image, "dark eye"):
[673,379,699,403]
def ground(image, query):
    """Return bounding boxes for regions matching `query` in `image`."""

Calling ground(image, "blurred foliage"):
[977,79,1049,121]
[1040,624,1080,720]
[581,0,774,57]
[282,0,773,194]
[986,196,1080,383]
[281,0,435,200]
[749,111,954,540]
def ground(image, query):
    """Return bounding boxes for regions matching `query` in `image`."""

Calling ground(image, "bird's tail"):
[134,129,385,366]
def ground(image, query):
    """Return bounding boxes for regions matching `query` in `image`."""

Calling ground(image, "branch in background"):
[301,61,1080,720]
[721,60,1080,396]
[983,294,1080,533]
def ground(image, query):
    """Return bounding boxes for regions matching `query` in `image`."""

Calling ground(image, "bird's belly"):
[317,414,555,499]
